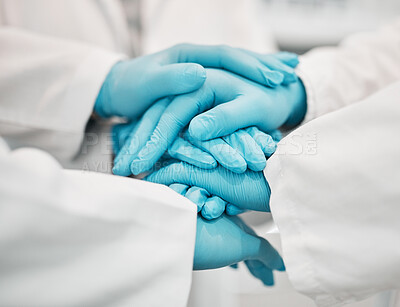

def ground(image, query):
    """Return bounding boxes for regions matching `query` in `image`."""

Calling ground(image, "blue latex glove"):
[123,68,304,175]
[112,99,279,176]
[145,161,271,212]
[194,214,285,286]
[189,79,306,142]
[94,45,298,119]
[169,183,246,220]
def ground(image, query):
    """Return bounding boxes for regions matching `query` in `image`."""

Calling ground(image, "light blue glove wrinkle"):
[145,162,271,212]
[245,127,277,157]
[194,215,285,278]
[223,129,266,172]
[226,204,247,216]
[185,187,210,213]
[201,196,227,220]
[113,98,170,176]
[168,137,217,169]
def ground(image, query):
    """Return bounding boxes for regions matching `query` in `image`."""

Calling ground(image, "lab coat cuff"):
[265,158,358,307]
[295,57,319,124]
[265,160,326,305]
[64,48,126,135]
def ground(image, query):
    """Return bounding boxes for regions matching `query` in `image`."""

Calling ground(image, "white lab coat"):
[1,0,400,306]
[0,1,197,306]
[266,18,400,306]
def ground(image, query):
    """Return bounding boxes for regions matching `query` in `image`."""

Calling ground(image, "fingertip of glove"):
[228,162,247,174]
[264,71,284,86]
[188,117,210,140]
[185,63,207,82]
[112,163,131,177]
[131,159,146,175]
[248,159,267,172]
[282,71,298,84]
[226,204,246,216]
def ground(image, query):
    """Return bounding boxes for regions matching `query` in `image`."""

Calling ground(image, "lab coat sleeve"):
[0,140,197,307]
[0,27,125,162]
[297,17,400,123]
[265,81,400,307]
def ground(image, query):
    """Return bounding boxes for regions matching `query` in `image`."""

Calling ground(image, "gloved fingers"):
[272,51,299,68]
[257,237,286,272]
[189,95,263,141]
[269,129,283,142]
[229,218,284,271]
[238,48,298,84]
[168,137,217,170]
[245,127,277,157]
[226,204,247,216]
[130,88,215,175]
[169,44,284,87]
[244,260,275,286]
[185,187,210,213]
[113,98,169,176]
[145,162,271,212]
[112,122,136,155]
[257,55,297,85]
[223,129,266,172]
[169,183,190,195]
[185,133,247,173]
[201,196,227,220]
[148,63,206,100]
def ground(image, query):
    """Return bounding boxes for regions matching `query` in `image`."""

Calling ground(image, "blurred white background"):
[141,0,400,54]
[139,1,400,306]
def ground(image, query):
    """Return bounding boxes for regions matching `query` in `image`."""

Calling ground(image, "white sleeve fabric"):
[0,27,125,162]
[265,81,400,306]
[0,140,196,307]
[297,17,400,123]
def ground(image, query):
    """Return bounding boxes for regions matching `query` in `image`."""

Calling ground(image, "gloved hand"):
[194,214,285,286]
[120,68,303,175]
[145,161,271,212]
[168,183,246,220]
[94,44,298,119]
[112,99,280,176]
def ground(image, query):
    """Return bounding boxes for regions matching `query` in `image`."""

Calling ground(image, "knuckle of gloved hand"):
[170,43,191,58]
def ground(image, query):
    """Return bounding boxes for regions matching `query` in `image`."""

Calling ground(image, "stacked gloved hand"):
[103,45,303,285]
[109,48,298,220]
[95,44,298,119]
[112,67,298,176]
